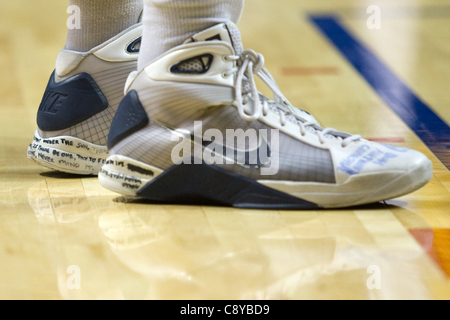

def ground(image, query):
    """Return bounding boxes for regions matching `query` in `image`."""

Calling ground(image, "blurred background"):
[0,0,449,300]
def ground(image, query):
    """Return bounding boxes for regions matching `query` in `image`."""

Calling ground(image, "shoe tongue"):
[185,22,243,55]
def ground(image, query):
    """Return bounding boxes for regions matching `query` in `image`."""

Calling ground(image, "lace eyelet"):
[223,55,230,62]
[222,72,230,78]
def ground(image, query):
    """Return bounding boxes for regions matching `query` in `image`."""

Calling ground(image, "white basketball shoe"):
[98,23,432,208]
[27,23,142,175]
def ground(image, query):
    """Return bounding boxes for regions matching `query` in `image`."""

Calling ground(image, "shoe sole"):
[99,155,433,208]
[260,159,433,208]
[27,130,108,175]
[98,155,162,196]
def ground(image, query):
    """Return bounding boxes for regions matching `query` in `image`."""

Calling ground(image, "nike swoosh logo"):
[190,135,272,168]
[127,37,141,54]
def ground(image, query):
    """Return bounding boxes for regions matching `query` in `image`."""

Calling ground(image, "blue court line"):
[309,15,450,168]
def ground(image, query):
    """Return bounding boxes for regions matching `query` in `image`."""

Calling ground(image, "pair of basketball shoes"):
[28,21,433,209]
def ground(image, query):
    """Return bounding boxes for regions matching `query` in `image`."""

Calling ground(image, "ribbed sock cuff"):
[138,0,244,70]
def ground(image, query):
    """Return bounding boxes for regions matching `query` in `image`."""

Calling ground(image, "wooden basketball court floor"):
[1,0,450,300]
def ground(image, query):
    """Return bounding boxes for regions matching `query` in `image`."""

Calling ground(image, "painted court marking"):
[310,15,450,277]
[409,229,450,277]
[309,15,450,169]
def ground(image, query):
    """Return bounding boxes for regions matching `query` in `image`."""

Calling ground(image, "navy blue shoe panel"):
[37,71,109,132]
[107,90,149,150]
[137,161,319,209]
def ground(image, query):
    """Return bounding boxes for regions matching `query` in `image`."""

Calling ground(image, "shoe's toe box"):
[333,141,433,186]
[324,141,432,206]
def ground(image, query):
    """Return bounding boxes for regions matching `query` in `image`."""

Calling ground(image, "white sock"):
[66,0,143,52]
[138,0,245,70]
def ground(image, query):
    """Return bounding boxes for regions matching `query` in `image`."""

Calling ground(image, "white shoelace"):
[224,49,361,148]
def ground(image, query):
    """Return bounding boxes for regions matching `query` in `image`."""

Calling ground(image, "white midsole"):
[98,155,163,196]
[98,155,433,208]
[27,130,108,175]
[260,160,432,208]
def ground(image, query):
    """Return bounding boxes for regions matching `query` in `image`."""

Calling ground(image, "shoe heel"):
[98,155,163,196]
[28,130,108,175]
